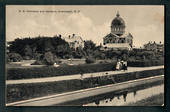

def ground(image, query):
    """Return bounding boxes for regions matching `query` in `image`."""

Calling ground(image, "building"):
[143,41,164,52]
[103,12,133,50]
[63,34,84,49]
[6,41,13,53]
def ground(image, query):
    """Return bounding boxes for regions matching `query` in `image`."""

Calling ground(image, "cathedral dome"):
[111,12,126,36]
[111,12,125,27]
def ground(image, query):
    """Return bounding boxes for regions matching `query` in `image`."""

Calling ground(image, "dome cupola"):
[111,11,126,36]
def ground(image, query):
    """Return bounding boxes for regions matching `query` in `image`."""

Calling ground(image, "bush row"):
[7,59,164,80]
[128,59,164,67]
[6,68,164,103]
[7,62,116,80]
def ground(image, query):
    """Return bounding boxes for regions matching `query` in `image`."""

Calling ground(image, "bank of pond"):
[7,68,163,103]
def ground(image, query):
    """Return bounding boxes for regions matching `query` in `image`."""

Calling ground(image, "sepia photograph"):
[6,5,164,106]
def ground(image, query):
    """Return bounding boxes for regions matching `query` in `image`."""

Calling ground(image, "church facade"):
[103,12,133,50]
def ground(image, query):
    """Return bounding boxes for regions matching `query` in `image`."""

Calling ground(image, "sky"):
[6,5,164,47]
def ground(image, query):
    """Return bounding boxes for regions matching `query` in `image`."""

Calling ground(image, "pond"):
[83,84,164,106]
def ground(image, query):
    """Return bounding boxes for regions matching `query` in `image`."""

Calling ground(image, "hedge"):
[7,62,116,80]
[7,59,164,80]
[128,59,164,67]
[7,68,164,103]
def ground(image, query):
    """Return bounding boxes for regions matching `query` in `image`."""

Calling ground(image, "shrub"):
[23,56,32,60]
[128,59,164,67]
[43,51,55,65]
[31,60,44,65]
[34,53,43,60]
[6,54,10,63]
[8,53,23,62]
[7,62,116,80]
[85,57,96,64]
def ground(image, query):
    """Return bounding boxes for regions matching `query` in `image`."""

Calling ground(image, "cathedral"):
[103,12,133,50]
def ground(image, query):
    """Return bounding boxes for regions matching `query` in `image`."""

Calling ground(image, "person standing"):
[116,59,121,70]
[122,60,127,71]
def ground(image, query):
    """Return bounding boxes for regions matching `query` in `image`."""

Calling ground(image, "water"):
[83,84,164,106]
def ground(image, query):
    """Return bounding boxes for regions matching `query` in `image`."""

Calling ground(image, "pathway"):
[6,66,164,85]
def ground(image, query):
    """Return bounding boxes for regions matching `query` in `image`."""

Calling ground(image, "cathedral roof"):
[104,33,119,39]
[104,32,133,39]
[120,32,133,38]
[111,12,125,27]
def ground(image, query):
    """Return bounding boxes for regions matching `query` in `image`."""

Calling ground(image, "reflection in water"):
[117,96,120,100]
[95,100,100,105]
[133,91,137,97]
[123,92,128,102]
[84,84,164,106]
[110,96,114,101]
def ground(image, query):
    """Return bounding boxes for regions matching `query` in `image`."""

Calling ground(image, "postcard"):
[6,5,164,106]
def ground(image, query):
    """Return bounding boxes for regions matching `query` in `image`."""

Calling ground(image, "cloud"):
[7,12,110,45]
[131,24,164,47]
[6,6,164,48]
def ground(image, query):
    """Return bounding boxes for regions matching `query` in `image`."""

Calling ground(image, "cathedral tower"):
[111,11,126,36]
[103,11,133,50]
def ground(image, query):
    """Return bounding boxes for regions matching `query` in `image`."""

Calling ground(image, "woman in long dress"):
[116,59,121,70]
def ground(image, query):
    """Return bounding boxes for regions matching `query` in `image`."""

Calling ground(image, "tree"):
[44,40,54,52]
[142,51,155,60]
[8,53,23,62]
[8,36,71,58]
[121,50,129,60]
[83,40,97,57]
[43,51,55,65]
[85,56,96,64]
[84,40,96,51]
[93,50,102,59]
[24,45,32,59]
[55,44,71,58]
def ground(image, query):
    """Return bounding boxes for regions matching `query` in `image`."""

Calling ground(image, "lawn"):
[127,93,164,106]
[7,68,164,103]
[7,58,164,80]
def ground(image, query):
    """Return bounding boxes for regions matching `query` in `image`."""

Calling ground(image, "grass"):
[6,68,164,103]
[7,58,164,80]
[127,93,164,106]
[7,62,117,80]
[128,59,164,67]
